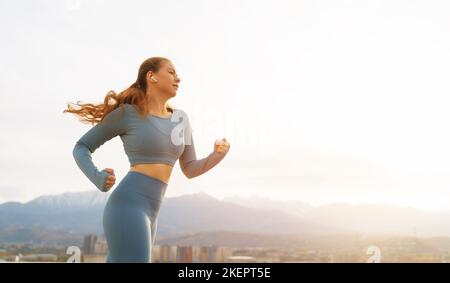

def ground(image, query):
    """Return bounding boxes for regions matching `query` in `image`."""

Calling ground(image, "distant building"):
[83,254,106,263]
[177,246,193,263]
[256,257,281,263]
[94,238,108,254]
[83,234,97,254]
[152,245,161,262]
[226,256,257,263]
[152,245,234,263]
[21,254,58,262]
[153,244,177,263]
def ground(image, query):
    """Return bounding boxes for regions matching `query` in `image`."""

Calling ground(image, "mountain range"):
[0,190,449,246]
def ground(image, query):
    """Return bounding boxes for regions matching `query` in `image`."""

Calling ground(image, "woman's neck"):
[145,94,171,115]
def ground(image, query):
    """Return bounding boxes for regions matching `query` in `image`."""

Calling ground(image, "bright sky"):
[1,0,450,211]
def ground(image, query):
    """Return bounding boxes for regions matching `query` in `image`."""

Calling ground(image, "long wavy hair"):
[63,57,175,125]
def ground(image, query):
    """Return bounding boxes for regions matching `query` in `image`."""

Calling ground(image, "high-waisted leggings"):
[103,171,168,263]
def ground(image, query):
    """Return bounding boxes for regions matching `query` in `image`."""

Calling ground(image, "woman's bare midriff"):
[129,163,173,185]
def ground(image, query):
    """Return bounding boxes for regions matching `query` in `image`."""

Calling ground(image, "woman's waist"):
[110,169,169,203]
[129,163,173,185]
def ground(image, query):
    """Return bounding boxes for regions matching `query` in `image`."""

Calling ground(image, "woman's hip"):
[105,171,168,215]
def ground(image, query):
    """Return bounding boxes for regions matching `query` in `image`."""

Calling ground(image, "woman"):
[64,57,230,263]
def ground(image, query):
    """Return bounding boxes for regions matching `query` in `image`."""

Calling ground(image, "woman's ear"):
[147,71,158,83]
[146,71,154,82]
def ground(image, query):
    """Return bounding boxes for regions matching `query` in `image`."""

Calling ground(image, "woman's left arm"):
[179,134,230,179]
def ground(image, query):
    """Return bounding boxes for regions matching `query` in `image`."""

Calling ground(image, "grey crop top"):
[72,103,227,192]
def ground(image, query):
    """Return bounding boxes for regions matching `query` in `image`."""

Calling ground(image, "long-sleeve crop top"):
[72,103,227,192]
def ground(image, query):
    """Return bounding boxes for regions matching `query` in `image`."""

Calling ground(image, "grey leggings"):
[103,171,167,263]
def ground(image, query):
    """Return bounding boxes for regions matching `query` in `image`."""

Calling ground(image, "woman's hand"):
[214,138,230,155]
[103,168,116,191]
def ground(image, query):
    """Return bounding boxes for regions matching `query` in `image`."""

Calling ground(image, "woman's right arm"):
[72,104,129,192]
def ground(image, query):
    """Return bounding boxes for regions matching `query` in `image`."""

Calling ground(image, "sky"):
[1,0,450,211]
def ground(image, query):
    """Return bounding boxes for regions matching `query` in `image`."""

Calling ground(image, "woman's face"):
[148,60,181,97]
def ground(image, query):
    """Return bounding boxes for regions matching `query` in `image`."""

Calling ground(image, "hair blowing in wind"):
[63,57,174,124]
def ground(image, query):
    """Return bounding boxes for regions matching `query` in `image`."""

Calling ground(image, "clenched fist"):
[103,168,116,191]
[214,138,230,155]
